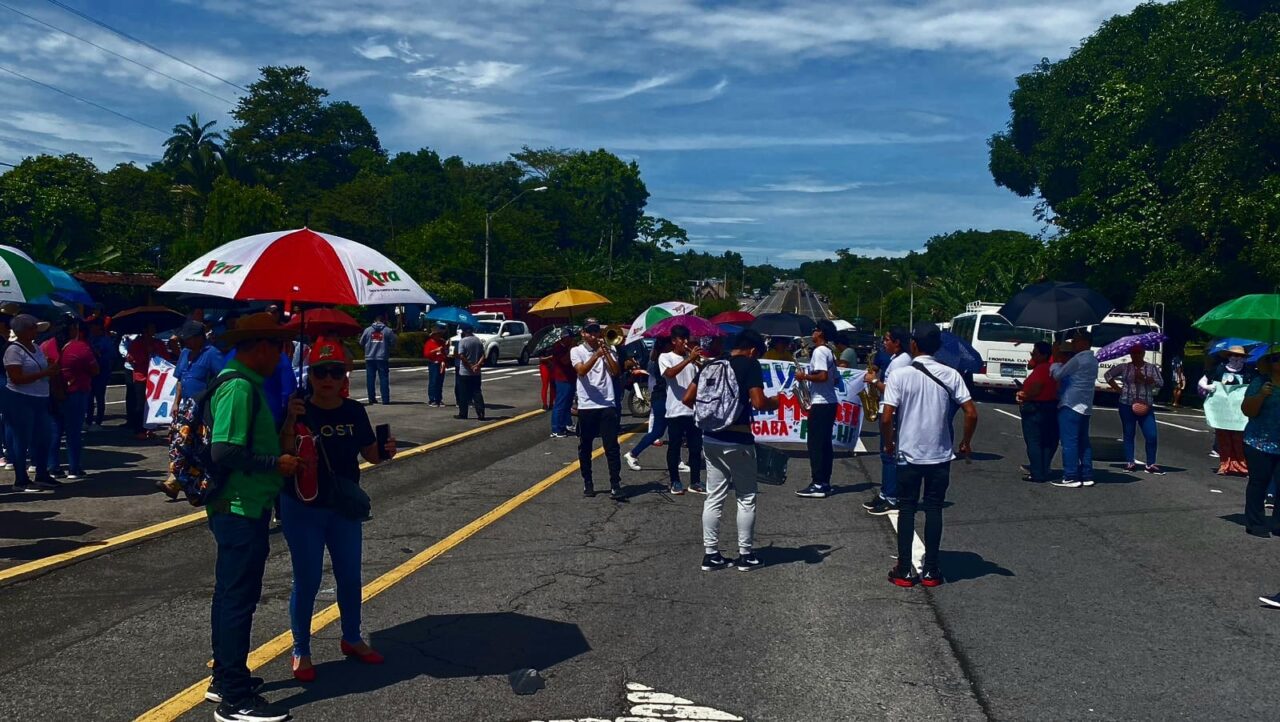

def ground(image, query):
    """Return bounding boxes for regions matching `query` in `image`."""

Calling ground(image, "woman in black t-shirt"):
[279,341,396,682]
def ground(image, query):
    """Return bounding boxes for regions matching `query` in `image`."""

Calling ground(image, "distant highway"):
[744,281,833,319]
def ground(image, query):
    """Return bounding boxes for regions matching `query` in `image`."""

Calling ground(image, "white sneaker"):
[1080,479,1096,487]
[624,453,642,471]
[65,471,84,481]
[3,463,12,471]
[678,462,691,473]
[1051,478,1083,488]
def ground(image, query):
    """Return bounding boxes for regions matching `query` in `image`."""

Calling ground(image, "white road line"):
[886,510,925,573]
[992,408,1022,421]
[1155,419,1208,433]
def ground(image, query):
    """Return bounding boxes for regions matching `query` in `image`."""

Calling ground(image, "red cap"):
[308,339,348,366]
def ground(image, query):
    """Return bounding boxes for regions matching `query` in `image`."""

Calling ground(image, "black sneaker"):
[864,497,899,516]
[888,565,919,587]
[795,484,830,498]
[861,496,882,511]
[13,483,51,494]
[1267,494,1276,511]
[583,486,596,498]
[609,486,625,501]
[687,483,707,495]
[701,552,731,571]
[734,553,761,572]
[921,568,944,588]
[1260,594,1280,609]
[214,694,290,722]
[205,677,265,704]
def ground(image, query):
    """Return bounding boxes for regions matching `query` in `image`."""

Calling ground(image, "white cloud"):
[411,61,523,90]
[354,37,423,62]
[0,110,158,164]
[680,216,759,225]
[758,179,868,193]
[582,73,681,103]
[603,130,965,152]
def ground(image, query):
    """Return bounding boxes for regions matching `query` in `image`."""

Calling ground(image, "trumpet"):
[860,361,881,422]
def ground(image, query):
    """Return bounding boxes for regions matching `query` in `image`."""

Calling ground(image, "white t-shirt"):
[4,342,49,397]
[808,344,837,405]
[879,351,913,413]
[571,343,615,410]
[659,351,697,418]
[882,355,971,465]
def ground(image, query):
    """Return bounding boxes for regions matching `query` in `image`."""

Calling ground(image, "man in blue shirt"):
[174,321,224,408]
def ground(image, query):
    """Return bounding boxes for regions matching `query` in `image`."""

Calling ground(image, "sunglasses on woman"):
[309,365,346,380]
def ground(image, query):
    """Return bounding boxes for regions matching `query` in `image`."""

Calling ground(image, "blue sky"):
[0,0,1158,266]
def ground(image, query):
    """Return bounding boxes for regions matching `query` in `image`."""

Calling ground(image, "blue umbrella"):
[31,262,92,305]
[425,306,479,327]
[1208,337,1265,355]
[935,331,983,373]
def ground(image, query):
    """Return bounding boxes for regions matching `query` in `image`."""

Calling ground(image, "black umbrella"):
[997,281,1113,332]
[110,305,186,334]
[751,312,817,338]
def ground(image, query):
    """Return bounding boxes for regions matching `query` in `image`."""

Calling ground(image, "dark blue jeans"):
[209,510,271,706]
[1058,407,1093,481]
[280,495,363,657]
[1020,401,1059,481]
[896,461,951,570]
[89,376,108,426]
[806,403,837,488]
[427,362,444,404]
[552,380,574,434]
[365,359,390,404]
[879,436,899,503]
[1118,404,1158,466]
[667,415,703,485]
[7,391,50,485]
[48,391,89,474]
[629,392,668,457]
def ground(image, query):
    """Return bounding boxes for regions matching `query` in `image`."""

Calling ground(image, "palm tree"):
[163,114,223,167]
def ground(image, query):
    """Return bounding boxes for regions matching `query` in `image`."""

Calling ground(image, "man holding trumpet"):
[573,319,624,500]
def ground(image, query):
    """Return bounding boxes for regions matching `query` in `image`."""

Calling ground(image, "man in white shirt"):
[660,325,706,495]
[882,322,978,588]
[571,320,623,499]
[863,327,913,514]
[796,320,841,498]
[1050,331,1100,487]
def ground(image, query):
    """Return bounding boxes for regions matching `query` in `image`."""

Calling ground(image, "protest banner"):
[753,359,865,449]
[144,354,178,427]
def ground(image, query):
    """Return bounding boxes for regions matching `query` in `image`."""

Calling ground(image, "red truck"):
[467,298,554,334]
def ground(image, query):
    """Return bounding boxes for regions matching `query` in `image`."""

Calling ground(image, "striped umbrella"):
[0,246,55,303]
[625,301,698,343]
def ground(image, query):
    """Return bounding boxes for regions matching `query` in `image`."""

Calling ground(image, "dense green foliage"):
[0,66,761,323]
[988,0,1280,338]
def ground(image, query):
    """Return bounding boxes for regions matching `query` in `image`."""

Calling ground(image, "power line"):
[0,161,17,168]
[0,1,236,105]
[42,0,247,93]
[0,63,166,134]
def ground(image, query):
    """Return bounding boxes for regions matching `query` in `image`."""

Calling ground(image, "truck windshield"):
[976,316,1052,344]
[1089,322,1155,348]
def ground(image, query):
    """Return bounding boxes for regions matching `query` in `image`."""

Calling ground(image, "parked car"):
[451,319,533,366]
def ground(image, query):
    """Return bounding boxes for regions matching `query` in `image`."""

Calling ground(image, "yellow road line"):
[0,409,545,588]
[136,432,636,722]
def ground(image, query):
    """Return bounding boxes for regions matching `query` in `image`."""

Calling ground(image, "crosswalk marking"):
[528,682,744,722]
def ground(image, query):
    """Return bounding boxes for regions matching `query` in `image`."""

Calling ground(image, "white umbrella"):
[625,301,698,344]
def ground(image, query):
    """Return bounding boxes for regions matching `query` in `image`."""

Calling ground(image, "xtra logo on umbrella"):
[193,260,243,277]
[358,269,402,287]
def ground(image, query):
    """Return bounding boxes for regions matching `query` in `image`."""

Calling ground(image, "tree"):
[0,154,117,270]
[99,163,180,271]
[163,114,224,195]
[189,176,284,258]
[988,0,1280,320]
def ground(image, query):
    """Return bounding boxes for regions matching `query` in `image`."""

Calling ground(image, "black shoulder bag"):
[312,426,372,522]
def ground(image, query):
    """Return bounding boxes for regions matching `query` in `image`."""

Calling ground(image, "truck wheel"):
[518,349,530,366]
[488,348,500,367]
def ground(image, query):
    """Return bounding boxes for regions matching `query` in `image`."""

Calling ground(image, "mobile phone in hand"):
[376,424,391,460]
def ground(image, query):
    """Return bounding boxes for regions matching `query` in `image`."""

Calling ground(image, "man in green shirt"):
[206,313,300,722]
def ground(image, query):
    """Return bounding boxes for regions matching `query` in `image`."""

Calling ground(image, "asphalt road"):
[0,298,1274,721]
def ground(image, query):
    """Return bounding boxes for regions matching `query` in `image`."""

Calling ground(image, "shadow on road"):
[269,612,590,709]
[754,543,833,568]
[939,551,1014,583]
[0,509,96,540]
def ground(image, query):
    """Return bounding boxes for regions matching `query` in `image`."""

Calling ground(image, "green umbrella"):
[0,246,55,303]
[1193,294,1280,342]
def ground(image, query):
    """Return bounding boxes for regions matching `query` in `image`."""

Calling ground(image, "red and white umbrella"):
[157,228,435,306]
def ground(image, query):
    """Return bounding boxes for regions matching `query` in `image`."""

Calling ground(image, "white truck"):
[451,313,533,366]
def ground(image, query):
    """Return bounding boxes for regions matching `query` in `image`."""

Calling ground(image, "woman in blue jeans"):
[278,341,396,681]
[624,338,671,469]
[4,314,58,492]
[1104,343,1165,475]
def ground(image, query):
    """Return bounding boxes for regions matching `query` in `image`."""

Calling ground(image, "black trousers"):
[209,511,270,706]
[125,380,147,432]
[806,402,837,488]
[1020,401,1059,482]
[666,415,703,485]
[897,461,951,570]
[454,375,485,419]
[1244,445,1280,534]
[578,406,621,489]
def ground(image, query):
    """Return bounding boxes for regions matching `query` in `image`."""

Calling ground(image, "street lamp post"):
[485,185,548,298]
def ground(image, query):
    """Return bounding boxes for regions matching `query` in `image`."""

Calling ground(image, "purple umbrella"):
[1095,331,1167,362]
[643,314,726,339]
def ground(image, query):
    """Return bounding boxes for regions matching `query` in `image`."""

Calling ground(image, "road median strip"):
[0,409,545,588]
[135,431,636,722]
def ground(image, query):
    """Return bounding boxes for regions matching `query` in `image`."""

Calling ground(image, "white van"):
[1081,312,1163,393]
[950,302,1054,390]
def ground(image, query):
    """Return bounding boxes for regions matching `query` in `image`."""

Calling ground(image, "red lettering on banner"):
[776,393,804,422]
[147,369,169,400]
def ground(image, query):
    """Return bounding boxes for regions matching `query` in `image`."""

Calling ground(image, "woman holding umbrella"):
[1104,342,1165,475]
[1200,346,1253,476]
[422,327,449,408]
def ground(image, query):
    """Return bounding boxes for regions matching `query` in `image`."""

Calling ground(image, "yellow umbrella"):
[529,288,611,317]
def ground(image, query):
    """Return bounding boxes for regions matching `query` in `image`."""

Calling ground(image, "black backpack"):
[169,371,262,506]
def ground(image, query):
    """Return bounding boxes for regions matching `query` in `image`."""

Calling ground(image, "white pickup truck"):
[452,315,533,366]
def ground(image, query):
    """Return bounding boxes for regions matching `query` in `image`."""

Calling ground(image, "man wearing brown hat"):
[205,313,299,722]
